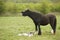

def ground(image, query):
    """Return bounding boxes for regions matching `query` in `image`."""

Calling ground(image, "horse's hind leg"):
[50,18,56,34]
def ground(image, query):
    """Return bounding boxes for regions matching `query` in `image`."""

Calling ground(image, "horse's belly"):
[40,22,48,26]
[40,17,49,25]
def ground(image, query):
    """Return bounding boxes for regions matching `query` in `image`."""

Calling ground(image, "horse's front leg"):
[35,23,38,31]
[33,21,38,31]
[38,23,41,35]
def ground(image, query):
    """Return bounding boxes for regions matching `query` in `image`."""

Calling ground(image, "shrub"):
[4,2,60,16]
[0,0,5,15]
[54,3,60,12]
[39,2,52,14]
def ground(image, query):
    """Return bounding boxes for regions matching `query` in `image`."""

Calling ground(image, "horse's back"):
[46,13,56,19]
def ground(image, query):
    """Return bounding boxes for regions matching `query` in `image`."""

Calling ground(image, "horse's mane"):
[29,10,43,16]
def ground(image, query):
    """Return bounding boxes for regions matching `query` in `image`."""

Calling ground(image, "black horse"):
[21,9,57,35]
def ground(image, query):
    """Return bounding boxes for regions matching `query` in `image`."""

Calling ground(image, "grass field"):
[0,15,60,40]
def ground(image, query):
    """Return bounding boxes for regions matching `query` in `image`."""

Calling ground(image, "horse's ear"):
[24,8,30,12]
[25,8,29,11]
[27,9,30,11]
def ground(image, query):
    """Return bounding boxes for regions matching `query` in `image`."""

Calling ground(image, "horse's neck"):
[28,13,34,19]
[28,12,43,19]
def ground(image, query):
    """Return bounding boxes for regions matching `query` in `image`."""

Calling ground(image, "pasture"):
[0,15,60,40]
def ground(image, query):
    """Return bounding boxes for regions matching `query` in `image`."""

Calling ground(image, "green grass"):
[0,15,60,40]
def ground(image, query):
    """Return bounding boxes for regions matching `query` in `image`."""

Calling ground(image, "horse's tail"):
[51,16,57,34]
[48,14,57,34]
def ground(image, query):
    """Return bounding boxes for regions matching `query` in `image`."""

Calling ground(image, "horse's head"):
[21,9,30,16]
